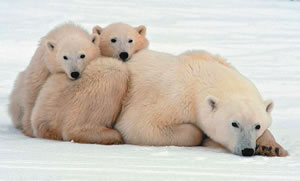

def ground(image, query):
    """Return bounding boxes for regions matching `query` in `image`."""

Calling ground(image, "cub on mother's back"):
[93,23,149,62]
[31,57,128,144]
[8,23,100,137]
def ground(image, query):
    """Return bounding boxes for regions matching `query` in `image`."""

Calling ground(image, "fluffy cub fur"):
[8,23,100,136]
[93,23,148,62]
[31,57,128,144]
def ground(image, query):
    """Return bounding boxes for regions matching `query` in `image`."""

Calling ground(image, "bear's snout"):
[241,148,254,156]
[70,72,80,79]
[119,52,129,62]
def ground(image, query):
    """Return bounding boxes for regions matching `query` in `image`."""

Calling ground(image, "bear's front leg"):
[201,137,226,150]
[255,129,288,157]
[165,123,203,146]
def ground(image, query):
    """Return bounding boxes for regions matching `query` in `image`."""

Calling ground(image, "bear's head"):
[198,95,274,156]
[92,23,149,62]
[45,34,100,80]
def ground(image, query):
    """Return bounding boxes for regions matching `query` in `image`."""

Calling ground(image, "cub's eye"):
[80,54,85,59]
[63,56,68,60]
[128,39,133,43]
[255,125,261,130]
[232,122,239,128]
[111,38,117,43]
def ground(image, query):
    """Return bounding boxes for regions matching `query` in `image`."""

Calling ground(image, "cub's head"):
[45,34,100,80]
[198,95,274,156]
[92,23,149,62]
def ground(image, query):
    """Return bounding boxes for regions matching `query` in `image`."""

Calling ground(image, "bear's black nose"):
[119,52,129,61]
[242,148,254,156]
[70,72,80,79]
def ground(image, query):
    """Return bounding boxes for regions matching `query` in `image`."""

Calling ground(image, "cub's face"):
[198,95,273,156]
[46,35,100,80]
[93,23,149,62]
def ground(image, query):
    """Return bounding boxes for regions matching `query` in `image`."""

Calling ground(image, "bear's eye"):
[255,125,261,130]
[80,54,85,59]
[111,38,117,43]
[232,122,239,128]
[128,39,133,43]
[63,56,68,60]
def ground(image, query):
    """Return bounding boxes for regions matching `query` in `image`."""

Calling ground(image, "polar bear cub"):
[8,23,100,137]
[92,23,149,62]
[31,57,128,144]
[115,49,280,156]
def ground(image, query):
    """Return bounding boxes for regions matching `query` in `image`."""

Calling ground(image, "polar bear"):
[115,49,288,156]
[8,23,100,137]
[92,23,148,62]
[31,57,128,144]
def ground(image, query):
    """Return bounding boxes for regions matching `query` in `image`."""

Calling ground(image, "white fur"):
[115,49,273,156]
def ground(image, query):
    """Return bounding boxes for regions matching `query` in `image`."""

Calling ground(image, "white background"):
[0,0,300,180]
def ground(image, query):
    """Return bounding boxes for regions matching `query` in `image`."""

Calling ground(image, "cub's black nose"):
[70,72,80,79]
[242,148,254,156]
[119,52,129,61]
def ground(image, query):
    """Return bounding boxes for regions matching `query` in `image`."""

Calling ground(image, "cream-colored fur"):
[8,23,100,137]
[93,23,148,62]
[31,57,128,144]
[9,71,25,130]
[115,49,274,156]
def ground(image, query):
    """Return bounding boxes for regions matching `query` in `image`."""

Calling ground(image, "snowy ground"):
[1,0,300,180]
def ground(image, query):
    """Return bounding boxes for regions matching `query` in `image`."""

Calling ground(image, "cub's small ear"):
[205,95,218,111]
[46,40,56,51]
[135,25,147,36]
[91,34,99,44]
[93,25,103,35]
[265,99,274,113]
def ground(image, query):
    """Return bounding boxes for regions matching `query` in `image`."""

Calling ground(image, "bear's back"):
[181,52,263,102]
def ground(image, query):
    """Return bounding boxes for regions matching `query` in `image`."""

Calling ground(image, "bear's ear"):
[264,99,274,113]
[93,25,103,35]
[205,95,218,111]
[91,34,99,44]
[46,40,56,51]
[135,25,147,36]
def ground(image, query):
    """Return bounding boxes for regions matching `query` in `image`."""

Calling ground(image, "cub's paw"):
[102,137,124,145]
[22,128,34,137]
[101,129,124,145]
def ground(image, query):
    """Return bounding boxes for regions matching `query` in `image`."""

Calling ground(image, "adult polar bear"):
[115,49,286,156]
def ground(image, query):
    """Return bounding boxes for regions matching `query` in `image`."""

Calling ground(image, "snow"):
[1,0,300,180]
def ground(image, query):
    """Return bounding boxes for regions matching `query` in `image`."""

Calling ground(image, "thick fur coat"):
[115,49,280,156]
[8,23,100,136]
[31,57,128,144]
